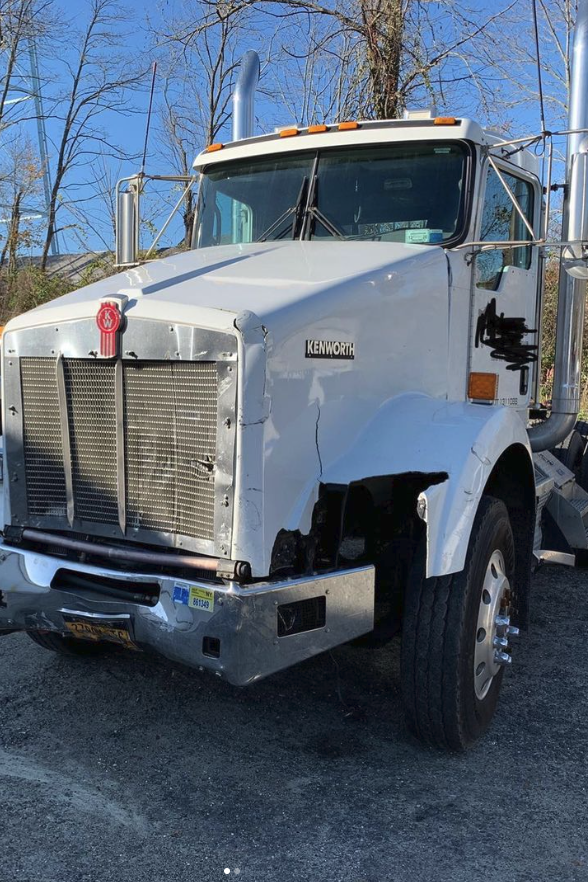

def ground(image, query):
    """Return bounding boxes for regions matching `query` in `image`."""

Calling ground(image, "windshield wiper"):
[256,173,345,242]
[257,176,309,242]
[304,175,345,240]
[291,176,309,239]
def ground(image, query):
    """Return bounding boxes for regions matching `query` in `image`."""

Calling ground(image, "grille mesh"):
[19,358,219,542]
[64,360,118,524]
[21,360,67,518]
[124,362,218,539]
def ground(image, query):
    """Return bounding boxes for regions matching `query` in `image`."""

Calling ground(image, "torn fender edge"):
[417,480,467,578]
[270,471,448,578]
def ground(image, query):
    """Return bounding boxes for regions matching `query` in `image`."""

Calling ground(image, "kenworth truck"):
[3,10,588,752]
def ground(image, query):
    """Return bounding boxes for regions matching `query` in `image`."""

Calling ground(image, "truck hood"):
[6,241,445,338]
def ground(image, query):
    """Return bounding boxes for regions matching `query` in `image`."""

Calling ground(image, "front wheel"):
[401,496,518,750]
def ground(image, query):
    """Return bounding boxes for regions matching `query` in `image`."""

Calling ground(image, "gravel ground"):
[0,562,587,882]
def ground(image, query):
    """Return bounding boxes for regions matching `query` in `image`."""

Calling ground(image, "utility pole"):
[0,37,59,255]
[28,39,59,255]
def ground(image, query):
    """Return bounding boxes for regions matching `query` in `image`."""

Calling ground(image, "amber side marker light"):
[434,116,457,126]
[468,372,498,401]
[338,121,359,130]
[308,124,328,134]
[205,143,224,153]
[279,128,299,138]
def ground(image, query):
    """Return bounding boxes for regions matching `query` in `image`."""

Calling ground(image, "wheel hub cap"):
[473,550,518,700]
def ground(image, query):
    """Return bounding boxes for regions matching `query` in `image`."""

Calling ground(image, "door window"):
[476,167,534,290]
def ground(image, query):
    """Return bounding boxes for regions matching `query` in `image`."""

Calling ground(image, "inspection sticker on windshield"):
[173,581,215,613]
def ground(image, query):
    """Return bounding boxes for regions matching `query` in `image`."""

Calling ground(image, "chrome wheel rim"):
[474,549,510,700]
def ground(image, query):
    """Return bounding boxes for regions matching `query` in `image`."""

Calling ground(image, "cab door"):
[469,161,540,408]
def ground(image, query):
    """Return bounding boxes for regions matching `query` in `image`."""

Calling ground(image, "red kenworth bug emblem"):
[96,301,122,357]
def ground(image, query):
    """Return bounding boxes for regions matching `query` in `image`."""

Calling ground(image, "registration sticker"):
[189,586,215,613]
[172,582,214,613]
[172,583,190,605]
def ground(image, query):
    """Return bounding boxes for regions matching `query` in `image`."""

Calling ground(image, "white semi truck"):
[2,11,588,751]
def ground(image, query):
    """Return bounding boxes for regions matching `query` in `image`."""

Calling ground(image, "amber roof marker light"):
[338,121,360,131]
[279,128,299,138]
[434,117,457,126]
[204,142,224,153]
[308,124,328,134]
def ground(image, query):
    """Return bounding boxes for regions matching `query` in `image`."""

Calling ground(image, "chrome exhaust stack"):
[530,0,588,451]
[232,51,260,142]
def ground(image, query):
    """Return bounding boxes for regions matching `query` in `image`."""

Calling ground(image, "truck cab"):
[193,115,542,414]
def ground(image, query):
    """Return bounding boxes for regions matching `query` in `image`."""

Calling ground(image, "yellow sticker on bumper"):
[188,586,215,613]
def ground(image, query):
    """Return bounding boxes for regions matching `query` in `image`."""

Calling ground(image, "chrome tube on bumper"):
[0,545,375,685]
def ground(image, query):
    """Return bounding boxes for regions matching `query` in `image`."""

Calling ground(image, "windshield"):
[194,142,469,248]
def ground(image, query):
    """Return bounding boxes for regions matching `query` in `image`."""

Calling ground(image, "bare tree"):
[158,90,198,247]
[273,28,361,124]
[64,153,121,254]
[0,136,42,320]
[38,0,145,269]
[149,1,248,246]
[166,0,517,124]
[0,0,55,133]
[0,137,44,261]
[152,1,248,140]
[489,0,579,138]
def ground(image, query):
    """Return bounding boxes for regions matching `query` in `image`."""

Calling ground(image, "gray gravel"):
[1,562,587,882]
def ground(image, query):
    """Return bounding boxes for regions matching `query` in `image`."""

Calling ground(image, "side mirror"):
[563,147,588,279]
[115,178,140,267]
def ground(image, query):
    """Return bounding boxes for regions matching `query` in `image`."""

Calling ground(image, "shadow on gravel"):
[30,634,409,761]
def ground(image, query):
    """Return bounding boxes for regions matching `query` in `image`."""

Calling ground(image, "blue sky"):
[9,0,570,255]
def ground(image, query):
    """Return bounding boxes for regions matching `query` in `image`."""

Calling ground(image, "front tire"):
[401,496,516,750]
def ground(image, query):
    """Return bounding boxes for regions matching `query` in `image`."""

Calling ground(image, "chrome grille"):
[21,360,67,518]
[64,360,118,524]
[19,358,219,542]
[124,362,217,539]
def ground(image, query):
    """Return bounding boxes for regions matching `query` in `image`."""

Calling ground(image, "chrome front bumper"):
[0,544,375,685]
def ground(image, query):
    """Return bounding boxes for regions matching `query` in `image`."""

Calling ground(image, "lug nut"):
[493,635,508,649]
[494,650,512,666]
[506,625,520,638]
[495,614,510,636]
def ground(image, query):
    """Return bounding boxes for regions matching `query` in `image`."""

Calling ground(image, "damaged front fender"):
[318,394,532,578]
